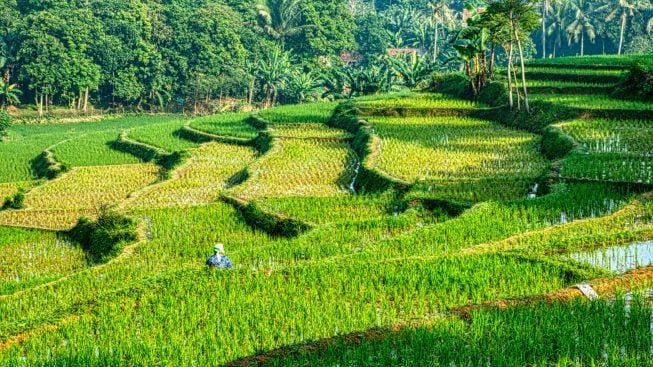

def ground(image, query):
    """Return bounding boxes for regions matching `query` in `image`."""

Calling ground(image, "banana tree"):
[0,80,21,109]
[390,53,433,89]
[451,23,490,95]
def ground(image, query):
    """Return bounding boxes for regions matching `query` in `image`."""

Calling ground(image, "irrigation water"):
[570,240,653,273]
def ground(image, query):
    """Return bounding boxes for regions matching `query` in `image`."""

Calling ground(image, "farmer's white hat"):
[214,243,225,253]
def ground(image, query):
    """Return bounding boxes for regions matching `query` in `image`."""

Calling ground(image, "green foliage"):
[0,109,10,139]
[613,61,653,101]
[222,195,311,237]
[541,126,577,160]
[30,149,68,180]
[2,187,25,210]
[429,72,473,99]
[476,80,509,107]
[68,208,138,264]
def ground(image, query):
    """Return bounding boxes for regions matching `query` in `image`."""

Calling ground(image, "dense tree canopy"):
[1,0,651,113]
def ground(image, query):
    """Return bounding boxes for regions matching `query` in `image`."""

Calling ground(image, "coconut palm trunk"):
[541,1,547,58]
[433,20,439,62]
[618,13,626,55]
[507,42,514,110]
[514,26,530,113]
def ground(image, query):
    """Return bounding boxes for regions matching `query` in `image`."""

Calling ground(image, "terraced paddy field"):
[1,55,653,365]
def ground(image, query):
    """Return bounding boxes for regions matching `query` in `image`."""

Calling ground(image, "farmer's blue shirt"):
[206,255,234,269]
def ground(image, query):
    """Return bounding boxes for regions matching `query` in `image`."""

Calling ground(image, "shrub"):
[0,110,10,140]
[2,188,25,210]
[69,208,138,263]
[541,127,576,160]
[476,81,509,107]
[613,62,653,101]
[428,72,473,99]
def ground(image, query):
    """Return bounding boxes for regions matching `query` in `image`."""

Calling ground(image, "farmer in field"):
[206,243,234,270]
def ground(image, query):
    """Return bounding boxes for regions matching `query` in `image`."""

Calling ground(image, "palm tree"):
[539,0,562,58]
[485,0,540,113]
[0,80,21,109]
[254,0,308,48]
[427,0,456,62]
[546,1,568,57]
[566,0,597,56]
[257,47,293,107]
[596,0,653,55]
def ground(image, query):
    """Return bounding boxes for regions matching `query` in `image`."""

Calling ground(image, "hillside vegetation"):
[0,55,652,366]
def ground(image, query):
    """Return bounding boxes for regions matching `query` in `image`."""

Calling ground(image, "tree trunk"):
[507,43,514,110]
[83,88,89,113]
[581,31,584,56]
[541,4,547,58]
[618,13,626,55]
[37,94,42,117]
[512,62,521,110]
[489,44,496,75]
[515,28,530,113]
[433,20,439,62]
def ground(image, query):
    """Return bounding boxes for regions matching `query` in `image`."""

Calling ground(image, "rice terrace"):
[1,0,653,365]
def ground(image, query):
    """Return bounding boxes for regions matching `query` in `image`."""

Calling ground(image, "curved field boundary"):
[356,106,480,118]
[225,264,653,367]
[178,118,273,156]
[525,62,631,71]
[177,123,255,146]
[220,194,313,238]
[30,139,72,180]
[458,192,653,257]
[528,85,616,95]
[110,131,187,179]
[272,135,353,143]
[328,101,412,192]
[111,130,170,161]
[525,72,624,84]
[0,220,148,301]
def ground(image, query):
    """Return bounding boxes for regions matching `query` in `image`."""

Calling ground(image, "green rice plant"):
[526,54,653,68]
[358,93,486,110]
[531,94,653,111]
[561,152,653,185]
[258,102,338,124]
[128,143,256,208]
[557,119,653,156]
[265,297,653,366]
[189,112,259,139]
[525,67,625,82]
[253,193,395,225]
[516,80,616,89]
[231,132,358,200]
[0,164,159,229]
[0,181,35,203]
[269,123,353,140]
[366,115,547,200]
[0,226,86,295]
[129,119,198,151]
[0,133,66,182]
[52,131,143,167]
[0,115,182,182]
[0,253,584,366]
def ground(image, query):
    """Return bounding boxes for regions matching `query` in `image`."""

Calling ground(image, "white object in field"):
[575,283,599,300]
